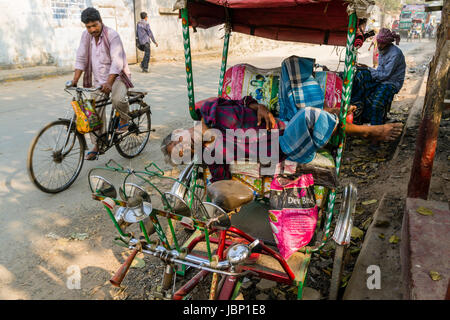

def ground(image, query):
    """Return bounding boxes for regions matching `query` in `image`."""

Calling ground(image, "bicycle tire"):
[115,103,151,158]
[27,119,85,193]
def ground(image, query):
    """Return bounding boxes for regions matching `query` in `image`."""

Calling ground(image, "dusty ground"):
[0,38,443,300]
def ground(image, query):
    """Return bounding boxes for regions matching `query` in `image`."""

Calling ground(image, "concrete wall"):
[0,0,224,69]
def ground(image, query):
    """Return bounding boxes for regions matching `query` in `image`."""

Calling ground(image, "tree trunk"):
[407,1,450,199]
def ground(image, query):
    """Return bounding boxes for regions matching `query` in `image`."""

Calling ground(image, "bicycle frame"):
[61,87,149,155]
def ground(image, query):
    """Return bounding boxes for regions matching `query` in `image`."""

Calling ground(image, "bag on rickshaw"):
[71,99,103,134]
[268,174,318,259]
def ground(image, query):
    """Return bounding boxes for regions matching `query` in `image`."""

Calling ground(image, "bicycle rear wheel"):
[115,103,151,158]
[27,119,85,193]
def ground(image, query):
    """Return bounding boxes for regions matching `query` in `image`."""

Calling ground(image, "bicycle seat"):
[127,90,147,104]
[206,180,254,212]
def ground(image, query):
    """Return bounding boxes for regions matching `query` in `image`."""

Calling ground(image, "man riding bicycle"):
[70,7,134,160]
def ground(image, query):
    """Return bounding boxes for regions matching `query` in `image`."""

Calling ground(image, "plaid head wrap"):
[377,28,400,45]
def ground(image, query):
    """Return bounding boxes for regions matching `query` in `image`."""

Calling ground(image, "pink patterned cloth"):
[376,28,400,45]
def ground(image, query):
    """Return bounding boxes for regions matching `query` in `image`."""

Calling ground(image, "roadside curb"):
[0,49,225,84]
[343,68,430,300]
[0,66,73,83]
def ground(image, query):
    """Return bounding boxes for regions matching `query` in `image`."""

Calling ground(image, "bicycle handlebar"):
[65,81,102,93]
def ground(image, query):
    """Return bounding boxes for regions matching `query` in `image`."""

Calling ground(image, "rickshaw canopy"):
[176,0,374,46]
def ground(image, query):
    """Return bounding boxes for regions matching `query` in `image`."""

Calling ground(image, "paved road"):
[0,39,432,299]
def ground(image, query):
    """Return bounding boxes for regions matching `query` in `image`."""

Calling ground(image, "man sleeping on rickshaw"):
[161,56,403,182]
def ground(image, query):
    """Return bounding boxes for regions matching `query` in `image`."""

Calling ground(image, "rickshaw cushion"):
[218,63,352,123]
[221,63,281,116]
[206,180,254,212]
[228,149,337,189]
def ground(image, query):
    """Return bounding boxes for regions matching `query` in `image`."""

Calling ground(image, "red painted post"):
[407,2,449,199]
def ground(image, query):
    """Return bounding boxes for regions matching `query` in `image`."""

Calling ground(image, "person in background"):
[71,7,133,160]
[352,28,406,127]
[136,12,158,73]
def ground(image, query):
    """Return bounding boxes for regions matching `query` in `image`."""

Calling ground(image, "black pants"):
[140,43,151,71]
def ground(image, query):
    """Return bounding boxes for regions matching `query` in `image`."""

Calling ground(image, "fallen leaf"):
[70,233,89,241]
[416,207,433,216]
[322,268,332,277]
[389,235,400,244]
[374,220,390,228]
[429,271,442,281]
[45,232,61,240]
[131,257,145,268]
[340,274,351,288]
[354,207,365,215]
[361,217,373,230]
[378,233,385,239]
[350,247,361,255]
[362,199,377,206]
[351,226,364,240]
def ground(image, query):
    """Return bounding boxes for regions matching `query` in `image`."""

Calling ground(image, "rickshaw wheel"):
[329,244,346,300]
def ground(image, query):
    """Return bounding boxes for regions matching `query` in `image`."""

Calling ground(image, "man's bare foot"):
[369,122,403,142]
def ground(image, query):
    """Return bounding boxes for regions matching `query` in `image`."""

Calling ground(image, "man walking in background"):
[136,12,158,73]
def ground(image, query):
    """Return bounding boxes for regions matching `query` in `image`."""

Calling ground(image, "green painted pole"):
[314,12,358,252]
[180,8,199,120]
[218,27,231,96]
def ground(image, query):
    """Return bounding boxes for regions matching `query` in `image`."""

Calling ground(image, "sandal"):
[85,151,99,161]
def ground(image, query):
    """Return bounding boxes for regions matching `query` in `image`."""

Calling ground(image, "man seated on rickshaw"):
[161,57,402,181]
[351,28,406,126]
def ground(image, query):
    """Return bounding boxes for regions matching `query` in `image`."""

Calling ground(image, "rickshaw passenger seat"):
[206,180,254,212]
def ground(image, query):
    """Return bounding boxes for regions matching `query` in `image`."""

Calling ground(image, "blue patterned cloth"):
[278,56,325,122]
[351,69,397,125]
[278,56,338,163]
[280,107,338,163]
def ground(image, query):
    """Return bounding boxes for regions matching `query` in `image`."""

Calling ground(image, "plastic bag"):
[269,207,318,260]
[269,174,317,209]
[71,99,102,134]
[268,173,318,259]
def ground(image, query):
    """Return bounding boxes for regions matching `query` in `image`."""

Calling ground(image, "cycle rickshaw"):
[90,0,373,300]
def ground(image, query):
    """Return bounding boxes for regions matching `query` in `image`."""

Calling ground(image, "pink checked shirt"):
[75,26,131,87]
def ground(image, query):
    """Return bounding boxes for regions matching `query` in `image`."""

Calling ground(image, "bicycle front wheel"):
[27,119,85,193]
[116,103,151,158]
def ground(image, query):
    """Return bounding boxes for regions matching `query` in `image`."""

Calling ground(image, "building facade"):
[0,0,222,69]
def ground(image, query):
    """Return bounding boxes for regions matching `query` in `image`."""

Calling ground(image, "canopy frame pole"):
[315,12,358,252]
[218,10,232,97]
[218,27,231,96]
[181,7,200,120]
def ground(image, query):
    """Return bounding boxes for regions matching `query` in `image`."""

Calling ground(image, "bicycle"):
[27,82,152,193]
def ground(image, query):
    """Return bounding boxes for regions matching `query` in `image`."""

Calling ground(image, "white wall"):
[134,0,223,57]
[0,0,224,69]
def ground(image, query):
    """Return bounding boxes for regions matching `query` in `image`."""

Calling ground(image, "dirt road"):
[0,39,438,300]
